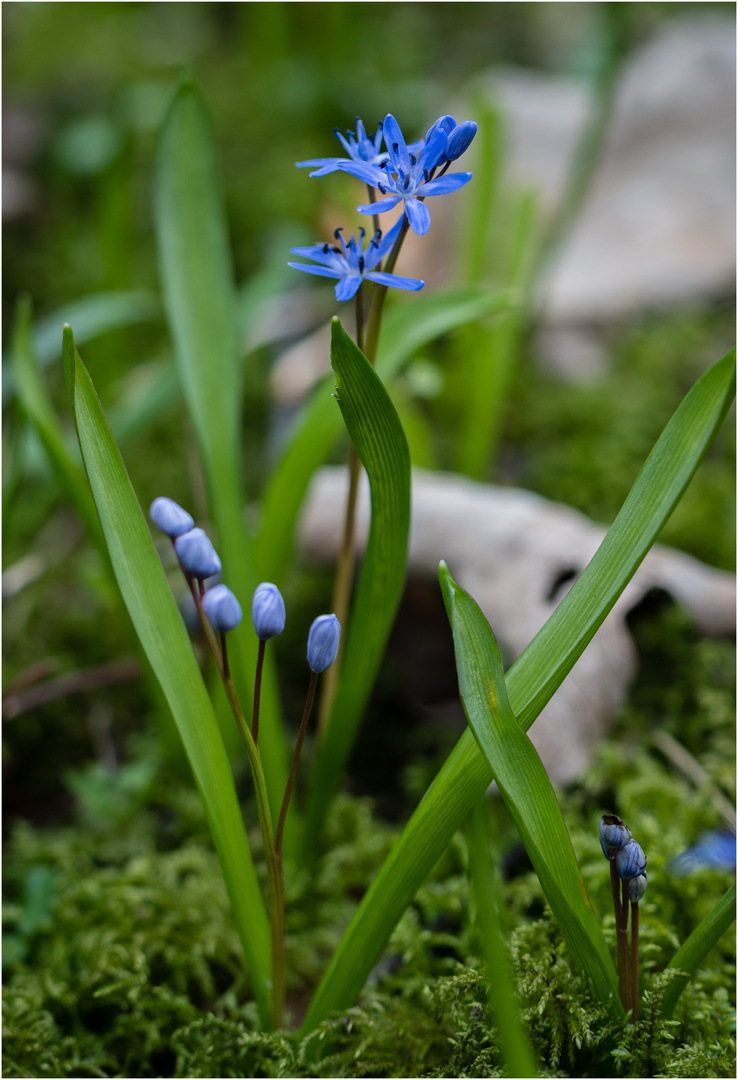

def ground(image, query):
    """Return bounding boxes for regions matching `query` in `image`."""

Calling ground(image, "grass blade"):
[154,78,287,811]
[302,348,735,1031]
[63,326,273,1028]
[255,286,512,586]
[300,318,411,858]
[659,881,736,1019]
[467,804,540,1076]
[441,561,621,1012]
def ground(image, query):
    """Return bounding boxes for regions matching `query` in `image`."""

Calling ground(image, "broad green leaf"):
[467,805,539,1076]
[154,79,287,813]
[3,289,161,406]
[660,881,736,1019]
[255,285,513,586]
[300,318,411,858]
[442,562,621,1013]
[11,296,104,552]
[64,327,273,1028]
[302,348,735,1031]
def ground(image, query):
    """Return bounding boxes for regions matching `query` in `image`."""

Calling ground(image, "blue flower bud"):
[150,496,194,538]
[307,613,340,673]
[628,871,648,904]
[202,584,243,634]
[446,121,477,162]
[615,839,647,880]
[670,830,736,877]
[599,814,632,858]
[174,528,222,580]
[251,583,286,641]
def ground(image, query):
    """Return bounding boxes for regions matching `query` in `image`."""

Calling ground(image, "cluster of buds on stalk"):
[599,813,648,1022]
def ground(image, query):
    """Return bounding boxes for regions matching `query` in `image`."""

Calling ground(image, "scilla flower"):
[615,839,647,880]
[600,814,632,859]
[307,614,341,673]
[251,583,286,641]
[338,113,472,236]
[628,872,648,904]
[423,115,478,166]
[174,528,221,580]
[671,830,736,877]
[289,217,424,301]
[296,117,388,177]
[150,496,194,539]
[203,584,243,634]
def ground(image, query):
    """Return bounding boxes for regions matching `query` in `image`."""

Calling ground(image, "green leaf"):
[255,285,513,586]
[63,327,273,1028]
[302,348,735,1032]
[441,562,621,1013]
[154,78,287,813]
[660,881,736,1019]
[467,805,539,1076]
[11,296,104,552]
[300,318,411,858]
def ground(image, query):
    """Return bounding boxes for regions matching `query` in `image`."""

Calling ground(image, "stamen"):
[392,142,399,153]
[403,175,410,191]
[334,227,344,239]
[358,226,366,240]
[322,243,330,254]
[410,154,416,166]
[378,183,386,195]
[423,169,430,183]
[358,256,365,273]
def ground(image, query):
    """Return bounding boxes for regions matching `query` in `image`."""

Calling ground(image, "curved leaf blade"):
[440,561,621,1012]
[64,327,273,1028]
[302,348,735,1031]
[660,881,736,1019]
[301,318,411,857]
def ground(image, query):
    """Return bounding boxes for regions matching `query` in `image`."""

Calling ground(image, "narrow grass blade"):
[659,881,736,1020]
[467,804,539,1076]
[11,296,104,552]
[64,327,273,1028]
[302,348,735,1032]
[3,289,161,405]
[442,562,620,1010]
[154,78,287,811]
[255,286,512,586]
[300,318,411,858]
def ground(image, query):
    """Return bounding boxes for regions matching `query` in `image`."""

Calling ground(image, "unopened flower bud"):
[628,871,648,904]
[251,583,285,641]
[174,528,221,580]
[150,496,194,538]
[615,839,647,880]
[446,121,477,162]
[203,584,243,634]
[307,614,340,673]
[599,814,632,858]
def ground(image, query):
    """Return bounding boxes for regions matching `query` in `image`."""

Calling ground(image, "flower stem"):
[611,860,632,1016]
[252,639,266,747]
[366,183,380,237]
[630,901,640,1024]
[276,671,318,856]
[183,561,285,1029]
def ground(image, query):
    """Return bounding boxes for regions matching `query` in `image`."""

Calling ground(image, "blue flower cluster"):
[151,497,340,670]
[600,814,648,904]
[291,111,476,299]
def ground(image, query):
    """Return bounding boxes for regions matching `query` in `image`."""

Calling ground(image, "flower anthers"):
[150,496,194,539]
[202,584,243,634]
[338,112,473,236]
[252,583,286,641]
[174,527,222,580]
[289,216,424,301]
[307,614,341,673]
[296,117,388,177]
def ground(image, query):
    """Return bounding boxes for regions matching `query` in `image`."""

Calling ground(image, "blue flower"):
[423,114,478,165]
[202,584,243,634]
[615,839,647,880]
[670,830,736,877]
[338,113,473,236]
[296,118,388,178]
[599,814,632,859]
[628,871,648,904]
[288,216,424,301]
[307,614,341,673]
[174,527,222,580]
[150,496,194,539]
[251,583,286,641]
